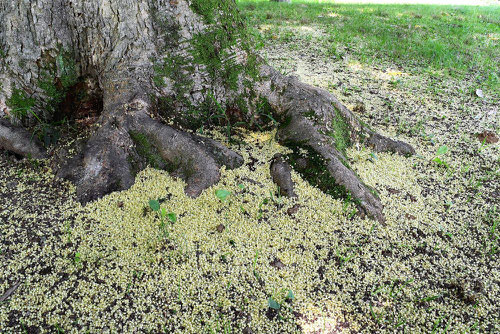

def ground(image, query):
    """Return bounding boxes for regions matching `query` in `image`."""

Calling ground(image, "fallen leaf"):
[270,258,285,269]
[477,130,498,144]
[386,187,401,194]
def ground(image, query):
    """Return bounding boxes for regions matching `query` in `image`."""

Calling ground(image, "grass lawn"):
[0,1,498,333]
[240,0,500,94]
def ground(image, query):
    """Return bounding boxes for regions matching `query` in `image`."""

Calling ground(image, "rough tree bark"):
[0,0,413,222]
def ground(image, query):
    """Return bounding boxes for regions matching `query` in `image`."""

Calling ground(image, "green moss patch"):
[329,108,351,156]
[129,131,167,172]
[285,144,351,201]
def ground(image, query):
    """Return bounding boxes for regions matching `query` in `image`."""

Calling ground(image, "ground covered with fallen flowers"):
[1,1,499,333]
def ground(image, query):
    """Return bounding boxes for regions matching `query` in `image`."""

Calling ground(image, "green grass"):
[238,0,500,93]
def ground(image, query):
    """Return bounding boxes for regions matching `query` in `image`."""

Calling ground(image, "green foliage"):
[215,189,231,201]
[286,289,295,301]
[268,288,295,315]
[239,0,500,93]
[73,252,82,267]
[129,131,166,170]
[432,145,449,167]
[268,297,280,310]
[6,88,36,120]
[436,145,449,156]
[149,199,176,240]
[5,48,78,147]
[154,0,265,134]
[190,0,261,89]
[149,199,161,212]
[166,212,177,224]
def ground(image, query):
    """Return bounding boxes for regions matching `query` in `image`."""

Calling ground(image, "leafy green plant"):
[73,252,82,267]
[149,199,176,239]
[149,199,160,212]
[215,189,231,201]
[268,289,295,321]
[268,297,280,310]
[432,145,449,167]
[336,247,356,267]
[6,89,37,121]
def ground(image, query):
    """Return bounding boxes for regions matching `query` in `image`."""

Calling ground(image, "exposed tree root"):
[55,99,244,203]
[259,64,415,222]
[0,0,415,222]
[0,119,47,159]
[0,71,414,222]
[270,153,296,198]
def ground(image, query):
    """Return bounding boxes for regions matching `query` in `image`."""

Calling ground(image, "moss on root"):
[129,131,167,172]
[285,144,351,201]
[329,108,351,156]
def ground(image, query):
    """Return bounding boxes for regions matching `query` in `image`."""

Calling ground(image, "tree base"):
[0,67,415,223]
[51,99,244,204]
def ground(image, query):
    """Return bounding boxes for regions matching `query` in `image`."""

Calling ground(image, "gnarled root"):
[278,116,385,222]
[258,64,415,222]
[57,100,243,203]
[270,153,296,198]
[0,119,47,159]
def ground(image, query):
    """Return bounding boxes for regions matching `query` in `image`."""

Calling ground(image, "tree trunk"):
[0,0,413,222]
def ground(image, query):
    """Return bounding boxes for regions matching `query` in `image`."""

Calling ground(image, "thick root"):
[128,113,243,198]
[258,63,415,222]
[270,153,296,198]
[278,116,385,222]
[56,119,136,204]
[0,119,47,159]
[57,105,243,203]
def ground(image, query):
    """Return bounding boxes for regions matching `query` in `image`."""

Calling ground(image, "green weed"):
[432,145,449,167]
[149,199,176,239]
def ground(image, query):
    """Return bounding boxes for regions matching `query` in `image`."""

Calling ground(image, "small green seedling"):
[149,199,176,239]
[268,297,280,310]
[73,252,81,267]
[268,289,295,316]
[149,199,160,212]
[432,145,449,167]
[215,189,231,201]
[166,212,177,224]
[336,248,356,267]
[286,289,295,301]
